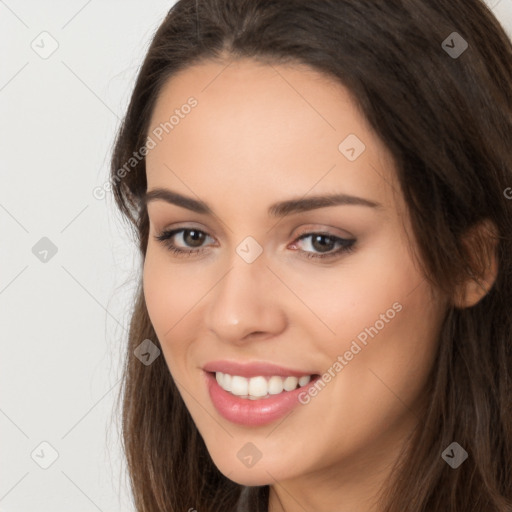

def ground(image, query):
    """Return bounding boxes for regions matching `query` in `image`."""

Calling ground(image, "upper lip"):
[203,360,318,378]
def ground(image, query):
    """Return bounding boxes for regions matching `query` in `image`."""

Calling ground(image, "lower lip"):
[204,371,320,426]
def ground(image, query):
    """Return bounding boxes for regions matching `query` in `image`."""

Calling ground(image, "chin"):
[207,448,294,486]
[221,467,274,486]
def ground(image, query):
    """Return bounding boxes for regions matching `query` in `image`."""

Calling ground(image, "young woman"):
[110,1,512,510]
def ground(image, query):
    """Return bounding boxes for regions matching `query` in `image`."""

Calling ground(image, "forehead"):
[145,58,401,218]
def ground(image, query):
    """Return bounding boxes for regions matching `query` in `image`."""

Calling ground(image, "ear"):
[452,218,500,309]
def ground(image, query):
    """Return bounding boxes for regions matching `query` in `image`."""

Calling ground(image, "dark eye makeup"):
[154,227,356,261]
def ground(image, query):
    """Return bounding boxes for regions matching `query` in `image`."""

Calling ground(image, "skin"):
[142,57,492,511]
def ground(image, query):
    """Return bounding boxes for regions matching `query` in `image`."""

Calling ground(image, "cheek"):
[143,247,201,328]
[314,237,441,405]
[143,251,171,332]
[306,239,409,341]
[142,251,193,361]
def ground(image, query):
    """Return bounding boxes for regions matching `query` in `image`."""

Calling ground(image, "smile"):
[215,372,313,399]
[203,366,321,426]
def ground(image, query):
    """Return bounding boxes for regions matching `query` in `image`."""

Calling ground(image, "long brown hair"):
[110,1,512,510]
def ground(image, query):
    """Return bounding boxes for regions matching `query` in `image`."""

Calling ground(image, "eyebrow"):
[143,188,383,217]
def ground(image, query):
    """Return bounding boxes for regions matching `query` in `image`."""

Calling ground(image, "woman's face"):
[143,57,448,493]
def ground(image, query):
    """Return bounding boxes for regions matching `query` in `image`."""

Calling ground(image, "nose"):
[204,253,287,345]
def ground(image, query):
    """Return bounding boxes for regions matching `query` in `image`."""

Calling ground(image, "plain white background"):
[1,1,511,510]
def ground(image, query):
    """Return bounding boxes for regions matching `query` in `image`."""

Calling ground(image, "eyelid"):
[154,222,353,245]
[292,224,355,240]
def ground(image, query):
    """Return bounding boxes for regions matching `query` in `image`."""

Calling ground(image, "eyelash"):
[154,228,356,261]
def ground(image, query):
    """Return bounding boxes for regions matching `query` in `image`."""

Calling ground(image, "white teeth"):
[283,376,298,391]
[268,375,284,395]
[230,375,248,396]
[223,373,232,392]
[214,372,313,399]
[299,375,311,387]
[248,376,268,397]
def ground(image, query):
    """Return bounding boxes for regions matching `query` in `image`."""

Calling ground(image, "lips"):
[202,360,318,378]
[202,360,321,426]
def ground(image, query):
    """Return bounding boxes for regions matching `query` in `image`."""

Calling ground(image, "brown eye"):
[182,230,206,247]
[310,234,337,253]
[154,228,213,257]
[293,232,357,260]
